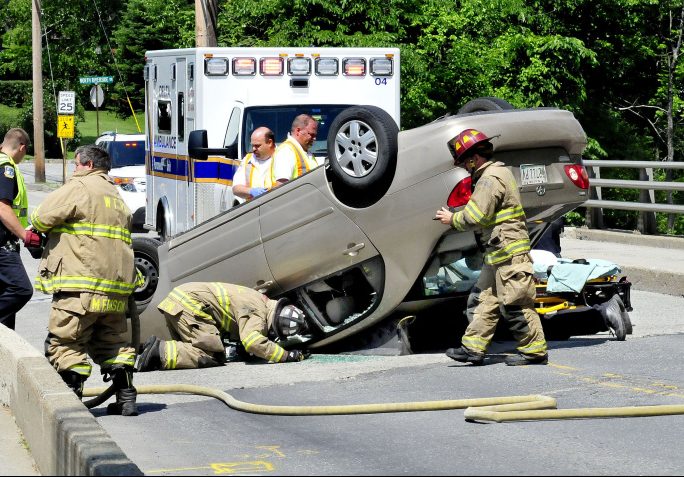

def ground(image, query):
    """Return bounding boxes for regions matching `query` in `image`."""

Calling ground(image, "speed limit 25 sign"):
[58,91,76,115]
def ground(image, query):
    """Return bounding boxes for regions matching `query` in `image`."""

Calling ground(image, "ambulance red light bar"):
[260,57,284,76]
[233,57,256,76]
[370,57,394,76]
[288,57,311,76]
[315,57,339,76]
[204,57,229,76]
[343,58,366,76]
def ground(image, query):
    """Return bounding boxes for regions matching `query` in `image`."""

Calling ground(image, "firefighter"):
[232,127,277,200]
[136,282,309,371]
[31,145,139,415]
[0,128,37,330]
[435,129,548,366]
[271,114,319,184]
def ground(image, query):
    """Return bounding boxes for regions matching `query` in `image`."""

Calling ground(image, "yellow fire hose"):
[81,385,684,422]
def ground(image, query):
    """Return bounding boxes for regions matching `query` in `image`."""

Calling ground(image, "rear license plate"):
[520,164,547,186]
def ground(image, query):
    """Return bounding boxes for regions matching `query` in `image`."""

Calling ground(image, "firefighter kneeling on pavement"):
[31,145,140,416]
[136,282,309,371]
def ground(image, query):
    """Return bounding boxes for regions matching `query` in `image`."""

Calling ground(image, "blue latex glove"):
[250,187,267,197]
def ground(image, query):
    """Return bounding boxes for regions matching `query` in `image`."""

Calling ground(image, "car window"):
[109,140,145,168]
[422,257,481,296]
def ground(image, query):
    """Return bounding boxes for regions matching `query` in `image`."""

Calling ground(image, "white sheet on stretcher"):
[530,249,622,294]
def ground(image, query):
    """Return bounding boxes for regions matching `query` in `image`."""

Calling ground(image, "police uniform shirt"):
[0,163,18,236]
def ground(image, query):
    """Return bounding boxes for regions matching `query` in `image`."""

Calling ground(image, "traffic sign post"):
[89,85,105,137]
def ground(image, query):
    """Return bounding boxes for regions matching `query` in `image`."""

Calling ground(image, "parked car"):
[95,132,146,233]
[135,98,590,350]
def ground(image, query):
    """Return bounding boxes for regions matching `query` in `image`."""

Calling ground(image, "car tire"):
[457,97,515,115]
[327,105,398,207]
[132,236,160,314]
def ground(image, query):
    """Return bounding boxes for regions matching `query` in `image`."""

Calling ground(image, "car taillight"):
[447,177,472,208]
[564,164,590,189]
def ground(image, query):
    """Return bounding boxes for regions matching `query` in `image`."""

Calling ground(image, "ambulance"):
[142,47,400,240]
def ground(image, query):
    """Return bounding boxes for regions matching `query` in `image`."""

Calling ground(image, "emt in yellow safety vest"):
[232,127,277,200]
[0,128,35,330]
[135,282,310,371]
[435,129,548,367]
[31,145,140,416]
[271,114,319,184]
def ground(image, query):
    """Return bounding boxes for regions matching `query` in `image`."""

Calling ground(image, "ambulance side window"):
[178,93,185,141]
[223,107,240,149]
[158,100,172,134]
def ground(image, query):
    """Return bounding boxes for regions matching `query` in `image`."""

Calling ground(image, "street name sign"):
[79,76,114,85]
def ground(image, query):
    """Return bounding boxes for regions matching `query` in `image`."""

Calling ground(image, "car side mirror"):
[188,130,237,161]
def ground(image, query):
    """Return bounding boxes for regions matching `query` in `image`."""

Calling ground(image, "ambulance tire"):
[132,237,160,314]
[457,97,514,115]
[327,105,398,207]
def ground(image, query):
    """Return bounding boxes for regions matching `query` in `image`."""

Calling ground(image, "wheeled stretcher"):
[530,250,633,340]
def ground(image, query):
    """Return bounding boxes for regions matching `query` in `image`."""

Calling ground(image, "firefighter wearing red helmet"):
[436,129,548,366]
[136,282,309,371]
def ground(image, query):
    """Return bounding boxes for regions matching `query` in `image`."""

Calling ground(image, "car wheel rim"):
[134,255,158,302]
[333,119,378,178]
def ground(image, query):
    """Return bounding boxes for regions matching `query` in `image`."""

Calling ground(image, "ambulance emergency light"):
[288,57,312,76]
[343,58,366,76]
[260,57,284,76]
[370,57,393,76]
[315,58,339,76]
[204,57,229,76]
[232,57,257,76]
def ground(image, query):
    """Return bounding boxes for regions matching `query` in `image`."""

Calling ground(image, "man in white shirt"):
[232,127,277,200]
[271,114,319,185]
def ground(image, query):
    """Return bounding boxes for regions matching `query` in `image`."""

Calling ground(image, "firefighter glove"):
[285,350,308,362]
[250,187,267,198]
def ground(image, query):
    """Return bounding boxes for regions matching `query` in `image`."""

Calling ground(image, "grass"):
[77,109,143,145]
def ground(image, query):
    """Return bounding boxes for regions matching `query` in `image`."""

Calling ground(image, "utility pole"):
[32,0,45,183]
[196,0,218,47]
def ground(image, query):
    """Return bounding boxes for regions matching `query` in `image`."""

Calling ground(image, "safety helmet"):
[447,129,495,164]
[271,299,307,340]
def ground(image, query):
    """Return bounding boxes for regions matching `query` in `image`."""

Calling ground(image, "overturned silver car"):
[134,98,589,349]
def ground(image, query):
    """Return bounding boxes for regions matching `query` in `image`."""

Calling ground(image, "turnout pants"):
[45,292,136,377]
[161,309,224,369]
[461,253,547,358]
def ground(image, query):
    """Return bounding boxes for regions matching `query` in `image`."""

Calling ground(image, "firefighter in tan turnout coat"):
[435,129,548,366]
[136,282,309,371]
[31,145,139,416]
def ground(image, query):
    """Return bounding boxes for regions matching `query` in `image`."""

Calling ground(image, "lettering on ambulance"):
[154,135,177,149]
[89,296,127,313]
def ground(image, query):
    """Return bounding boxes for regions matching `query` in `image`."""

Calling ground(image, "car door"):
[260,183,379,293]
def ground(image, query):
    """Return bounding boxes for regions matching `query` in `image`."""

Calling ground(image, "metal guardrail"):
[582,159,684,233]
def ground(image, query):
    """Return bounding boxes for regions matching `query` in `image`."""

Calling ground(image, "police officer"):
[232,127,277,200]
[0,128,38,330]
[435,129,548,366]
[31,145,139,415]
[136,282,309,371]
[271,114,319,185]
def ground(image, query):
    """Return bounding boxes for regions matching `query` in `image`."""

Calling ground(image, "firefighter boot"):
[504,353,548,366]
[596,295,626,341]
[135,335,163,372]
[105,365,138,417]
[445,346,484,365]
[59,371,86,399]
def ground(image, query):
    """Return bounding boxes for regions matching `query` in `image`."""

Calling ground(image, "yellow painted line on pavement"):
[146,460,274,475]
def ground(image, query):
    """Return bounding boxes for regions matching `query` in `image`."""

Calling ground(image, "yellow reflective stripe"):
[464,201,490,226]
[170,289,212,320]
[52,222,132,244]
[30,208,49,232]
[485,239,531,265]
[451,211,466,231]
[269,346,285,363]
[518,339,548,355]
[102,353,136,367]
[489,206,526,226]
[462,335,490,351]
[34,275,136,295]
[280,142,310,178]
[242,330,263,352]
[67,364,92,377]
[212,283,233,332]
[165,340,178,369]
